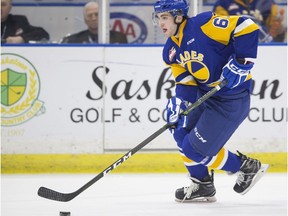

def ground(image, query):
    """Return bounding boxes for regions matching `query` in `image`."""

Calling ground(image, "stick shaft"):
[37,80,227,202]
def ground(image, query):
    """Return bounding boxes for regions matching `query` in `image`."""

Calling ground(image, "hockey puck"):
[59,212,71,216]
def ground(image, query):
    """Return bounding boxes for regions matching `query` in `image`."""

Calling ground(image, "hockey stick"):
[37,79,228,202]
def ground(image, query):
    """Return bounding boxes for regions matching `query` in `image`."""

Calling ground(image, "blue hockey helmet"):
[153,0,189,17]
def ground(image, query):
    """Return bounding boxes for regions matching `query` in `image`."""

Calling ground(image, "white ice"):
[1,173,287,216]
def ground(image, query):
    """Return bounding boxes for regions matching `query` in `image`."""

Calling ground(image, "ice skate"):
[234,151,269,195]
[175,170,216,203]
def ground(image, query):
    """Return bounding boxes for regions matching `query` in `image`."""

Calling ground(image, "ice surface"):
[1,173,287,216]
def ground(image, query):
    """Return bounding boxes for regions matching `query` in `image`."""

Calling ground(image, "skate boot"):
[175,170,216,203]
[234,151,269,195]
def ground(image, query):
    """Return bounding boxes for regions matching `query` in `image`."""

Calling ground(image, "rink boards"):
[1,45,287,173]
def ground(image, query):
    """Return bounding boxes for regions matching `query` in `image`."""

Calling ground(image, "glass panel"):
[2,0,286,44]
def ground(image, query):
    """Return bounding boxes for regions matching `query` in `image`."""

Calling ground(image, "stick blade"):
[38,187,75,202]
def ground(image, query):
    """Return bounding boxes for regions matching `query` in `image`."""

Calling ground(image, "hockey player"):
[213,0,286,42]
[153,0,269,202]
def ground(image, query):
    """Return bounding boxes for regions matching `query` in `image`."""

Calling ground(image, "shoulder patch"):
[201,15,238,45]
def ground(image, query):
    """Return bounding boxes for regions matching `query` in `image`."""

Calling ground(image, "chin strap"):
[173,16,186,36]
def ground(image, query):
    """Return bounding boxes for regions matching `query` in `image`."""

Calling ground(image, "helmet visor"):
[152,9,185,26]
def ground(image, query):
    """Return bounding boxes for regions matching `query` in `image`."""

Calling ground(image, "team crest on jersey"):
[169,47,176,61]
[185,60,210,83]
[1,53,45,126]
[177,50,210,83]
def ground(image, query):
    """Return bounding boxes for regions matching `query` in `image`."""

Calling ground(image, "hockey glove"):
[166,96,188,125]
[170,115,188,135]
[221,54,254,89]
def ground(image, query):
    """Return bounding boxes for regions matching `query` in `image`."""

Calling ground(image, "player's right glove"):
[221,54,254,89]
[166,96,188,135]
[166,96,188,125]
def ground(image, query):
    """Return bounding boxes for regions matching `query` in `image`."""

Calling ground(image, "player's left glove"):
[221,54,254,89]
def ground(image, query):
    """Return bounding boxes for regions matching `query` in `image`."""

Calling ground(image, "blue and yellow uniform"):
[163,11,258,102]
[213,0,278,28]
[212,0,280,42]
[162,12,259,180]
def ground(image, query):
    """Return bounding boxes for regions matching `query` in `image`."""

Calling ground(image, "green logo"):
[1,53,45,126]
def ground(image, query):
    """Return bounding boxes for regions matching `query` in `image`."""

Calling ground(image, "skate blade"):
[240,163,270,195]
[175,196,217,203]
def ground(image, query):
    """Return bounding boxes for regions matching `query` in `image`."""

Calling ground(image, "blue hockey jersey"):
[162,11,259,103]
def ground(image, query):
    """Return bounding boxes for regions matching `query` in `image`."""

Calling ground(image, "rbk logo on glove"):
[228,63,250,74]
[221,54,254,89]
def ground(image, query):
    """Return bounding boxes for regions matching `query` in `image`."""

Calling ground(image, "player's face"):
[156,12,178,37]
